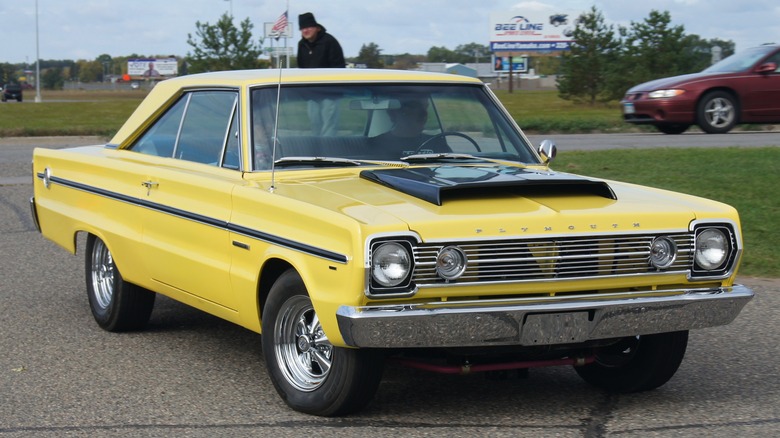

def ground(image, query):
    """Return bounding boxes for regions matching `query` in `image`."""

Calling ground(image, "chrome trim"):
[29,197,42,233]
[42,167,52,188]
[365,224,743,295]
[365,232,421,298]
[436,245,468,280]
[412,233,695,287]
[336,285,754,348]
[689,219,742,280]
[218,94,240,169]
[419,227,692,243]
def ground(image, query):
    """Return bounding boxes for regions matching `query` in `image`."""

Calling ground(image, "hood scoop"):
[361,166,617,206]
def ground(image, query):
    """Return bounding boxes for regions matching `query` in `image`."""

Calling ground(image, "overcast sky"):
[3,0,778,64]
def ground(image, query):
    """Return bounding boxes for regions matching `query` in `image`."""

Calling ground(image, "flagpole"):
[269,3,291,68]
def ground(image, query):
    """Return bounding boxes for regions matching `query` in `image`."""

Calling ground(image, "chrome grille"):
[413,233,693,285]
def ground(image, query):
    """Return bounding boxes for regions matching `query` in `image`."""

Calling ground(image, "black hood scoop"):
[360,166,617,206]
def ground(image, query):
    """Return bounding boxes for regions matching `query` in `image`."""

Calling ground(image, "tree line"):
[557,7,735,104]
[2,8,736,103]
[0,13,494,90]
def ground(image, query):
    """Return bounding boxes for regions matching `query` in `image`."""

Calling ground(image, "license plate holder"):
[521,312,591,345]
[623,102,635,115]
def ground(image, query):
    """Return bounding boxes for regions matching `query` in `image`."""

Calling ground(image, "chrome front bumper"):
[336,285,754,348]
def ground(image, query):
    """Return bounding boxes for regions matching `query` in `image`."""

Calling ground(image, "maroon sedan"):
[622,44,780,134]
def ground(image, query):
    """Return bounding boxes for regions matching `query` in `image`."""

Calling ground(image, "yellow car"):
[30,69,753,416]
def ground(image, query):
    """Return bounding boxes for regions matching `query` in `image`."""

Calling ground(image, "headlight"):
[695,229,728,270]
[436,246,467,280]
[648,89,685,98]
[649,236,677,269]
[371,242,411,287]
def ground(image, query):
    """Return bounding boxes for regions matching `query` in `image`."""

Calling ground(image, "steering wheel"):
[415,131,482,154]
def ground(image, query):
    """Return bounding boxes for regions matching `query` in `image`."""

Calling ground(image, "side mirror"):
[756,62,778,74]
[538,139,557,164]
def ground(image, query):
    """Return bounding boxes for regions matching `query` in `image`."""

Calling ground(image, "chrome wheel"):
[90,238,115,311]
[262,270,385,415]
[273,295,334,392]
[698,91,737,133]
[85,234,155,332]
[703,97,735,129]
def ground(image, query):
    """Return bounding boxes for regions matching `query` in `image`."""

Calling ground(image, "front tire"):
[656,123,690,135]
[85,235,155,332]
[575,331,688,393]
[697,91,737,133]
[262,270,384,416]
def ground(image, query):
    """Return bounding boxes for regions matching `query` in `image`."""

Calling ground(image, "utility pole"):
[35,0,41,103]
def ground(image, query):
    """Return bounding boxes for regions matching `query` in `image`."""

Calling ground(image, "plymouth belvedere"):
[30,69,753,416]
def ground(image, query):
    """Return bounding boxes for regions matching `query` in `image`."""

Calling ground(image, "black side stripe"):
[41,173,349,264]
[229,224,347,263]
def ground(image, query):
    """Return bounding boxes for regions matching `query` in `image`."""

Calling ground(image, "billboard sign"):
[493,55,528,73]
[128,58,178,77]
[489,12,575,53]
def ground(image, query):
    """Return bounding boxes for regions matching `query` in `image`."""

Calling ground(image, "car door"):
[129,89,242,311]
[740,50,780,118]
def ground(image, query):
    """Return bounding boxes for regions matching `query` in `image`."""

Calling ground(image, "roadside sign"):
[493,55,528,73]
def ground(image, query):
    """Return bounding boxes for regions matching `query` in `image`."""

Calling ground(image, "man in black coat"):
[297,12,346,68]
[297,12,346,135]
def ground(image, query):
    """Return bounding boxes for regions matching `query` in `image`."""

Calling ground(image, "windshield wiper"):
[274,156,409,168]
[401,152,530,167]
[401,153,490,163]
[274,156,363,167]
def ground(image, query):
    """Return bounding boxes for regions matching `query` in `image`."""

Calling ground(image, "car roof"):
[110,68,483,147]
[144,68,481,97]
[172,67,480,85]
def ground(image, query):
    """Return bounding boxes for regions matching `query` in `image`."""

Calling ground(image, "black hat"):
[299,12,325,31]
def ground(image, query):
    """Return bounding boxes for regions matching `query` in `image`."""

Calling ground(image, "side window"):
[767,52,780,72]
[222,109,240,169]
[130,91,238,165]
[130,98,186,157]
[251,89,276,170]
[176,91,237,165]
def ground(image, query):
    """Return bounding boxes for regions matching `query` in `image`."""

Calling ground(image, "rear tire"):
[575,331,688,393]
[85,235,155,332]
[262,269,384,416]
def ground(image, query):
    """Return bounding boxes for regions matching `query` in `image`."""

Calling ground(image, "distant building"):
[416,62,557,90]
[417,63,477,78]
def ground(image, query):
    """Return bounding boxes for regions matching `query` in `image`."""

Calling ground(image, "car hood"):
[359,166,616,205]
[269,165,726,239]
[626,72,723,93]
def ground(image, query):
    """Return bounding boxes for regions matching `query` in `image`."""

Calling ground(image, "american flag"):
[271,10,288,39]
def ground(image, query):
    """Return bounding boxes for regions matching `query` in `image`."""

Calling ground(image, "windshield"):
[250,83,537,170]
[703,45,776,73]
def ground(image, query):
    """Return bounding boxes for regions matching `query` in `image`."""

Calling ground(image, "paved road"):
[526,129,780,151]
[2,135,779,437]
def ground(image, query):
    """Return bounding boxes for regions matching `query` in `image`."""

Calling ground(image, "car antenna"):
[269,63,283,193]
